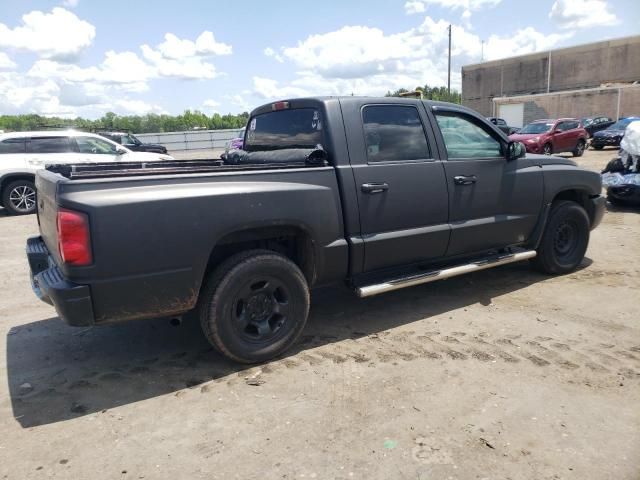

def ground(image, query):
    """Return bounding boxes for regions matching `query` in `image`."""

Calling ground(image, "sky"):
[0,0,638,118]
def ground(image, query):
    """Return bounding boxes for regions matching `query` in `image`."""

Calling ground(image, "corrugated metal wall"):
[135,128,243,153]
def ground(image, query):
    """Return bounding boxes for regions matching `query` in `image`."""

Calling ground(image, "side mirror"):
[507,141,526,161]
[116,147,127,155]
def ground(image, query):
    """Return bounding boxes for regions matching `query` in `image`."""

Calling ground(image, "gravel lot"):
[1,147,638,479]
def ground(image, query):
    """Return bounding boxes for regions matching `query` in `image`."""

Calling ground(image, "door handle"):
[454,175,477,185]
[361,182,389,194]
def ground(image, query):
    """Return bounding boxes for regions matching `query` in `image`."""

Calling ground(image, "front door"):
[343,101,450,272]
[73,136,120,163]
[433,109,543,257]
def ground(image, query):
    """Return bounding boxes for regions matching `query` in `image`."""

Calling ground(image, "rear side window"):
[0,138,26,154]
[245,108,323,151]
[362,105,431,162]
[27,137,73,154]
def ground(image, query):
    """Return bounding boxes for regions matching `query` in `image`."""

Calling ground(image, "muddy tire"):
[197,250,310,364]
[532,201,590,275]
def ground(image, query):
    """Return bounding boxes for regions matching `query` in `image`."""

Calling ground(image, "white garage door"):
[498,103,524,128]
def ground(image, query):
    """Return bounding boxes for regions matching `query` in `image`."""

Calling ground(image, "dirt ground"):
[0,147,638,479]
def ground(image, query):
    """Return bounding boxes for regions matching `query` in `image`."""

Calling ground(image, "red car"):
[508,118,588,156]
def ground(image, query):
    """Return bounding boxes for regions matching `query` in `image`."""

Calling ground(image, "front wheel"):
[2,179,37,215]
[592,145,603,150]
[532,201,590,275]
[198,250,310,363]
[543,143,553,155]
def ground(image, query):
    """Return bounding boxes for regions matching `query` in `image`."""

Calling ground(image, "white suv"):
[0,131,173,215]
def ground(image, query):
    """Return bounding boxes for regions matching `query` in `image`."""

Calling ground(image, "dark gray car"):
[27,97,605,363]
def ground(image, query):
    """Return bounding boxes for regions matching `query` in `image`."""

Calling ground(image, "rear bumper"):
[590,195,606,229]
[26,236,95,326]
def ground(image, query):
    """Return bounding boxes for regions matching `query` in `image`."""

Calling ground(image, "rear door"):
[26,136,75,168]
[342,100,450,272]
[0,137,28,170]
[432,107,543,257]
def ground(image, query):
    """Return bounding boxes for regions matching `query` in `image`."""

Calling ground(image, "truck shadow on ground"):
[7,260,591,428]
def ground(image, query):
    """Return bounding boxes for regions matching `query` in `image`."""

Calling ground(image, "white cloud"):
[112,99,166,115]
[0,7,95,61]
[195,31,232,56]
[405,1,426,14]
[255,17,572,101]
[62,0,79,7]
[140,31,231,80]
[405,0,502,17]
[549,0,618,29]
[264,47,284,63]
[0,52,16,70]
[203,99,220,112]
[253,77,310,99]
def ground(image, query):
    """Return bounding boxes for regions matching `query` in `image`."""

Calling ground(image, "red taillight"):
[271,101,290,111]
[57,208,92,266]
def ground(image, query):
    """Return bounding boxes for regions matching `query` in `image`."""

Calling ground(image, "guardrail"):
[135,128,243,153]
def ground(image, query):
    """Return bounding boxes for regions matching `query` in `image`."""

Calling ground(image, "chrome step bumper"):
[356,250,537,298]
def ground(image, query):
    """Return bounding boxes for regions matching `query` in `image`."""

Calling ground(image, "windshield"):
[519,122,554,134]
[610,118,637,130]
[244,108,323,151]
[581,118,593,127]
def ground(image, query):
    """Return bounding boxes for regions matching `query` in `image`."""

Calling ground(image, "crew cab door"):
[432,107,543,257]
[342,100,449,272]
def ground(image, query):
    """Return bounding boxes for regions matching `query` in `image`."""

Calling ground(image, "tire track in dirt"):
[289,330,639,378]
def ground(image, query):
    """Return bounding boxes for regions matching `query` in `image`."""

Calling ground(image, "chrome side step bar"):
[356,250,537,298]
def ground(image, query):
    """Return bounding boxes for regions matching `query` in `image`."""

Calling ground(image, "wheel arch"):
[0,173,36,207]
[202,224,317,291]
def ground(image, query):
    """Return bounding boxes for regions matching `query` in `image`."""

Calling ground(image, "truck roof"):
[249,96,475,116]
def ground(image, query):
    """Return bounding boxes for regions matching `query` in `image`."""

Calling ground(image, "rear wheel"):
[198,250,310,363]
[572,139,586,157]
[542,143,553,155]
[592,145,603,150]
[532,201,590,275]
[2,179,36,215]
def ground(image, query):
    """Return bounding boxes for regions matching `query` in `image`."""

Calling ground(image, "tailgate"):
[35,170,62,265]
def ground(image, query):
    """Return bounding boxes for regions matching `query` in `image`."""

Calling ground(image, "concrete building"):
[462,35,640,127]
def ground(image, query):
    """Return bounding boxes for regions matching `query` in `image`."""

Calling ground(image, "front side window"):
[0,138,26,154]
[121,134,140,145]
[435,112,502,159]
[27,137,73,154]
[75,136,119,154]
[362,105,430,162]
[244,108,323,151]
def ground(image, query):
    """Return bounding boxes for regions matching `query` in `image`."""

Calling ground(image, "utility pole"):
[481,40,484,61]
[447,24,451,95]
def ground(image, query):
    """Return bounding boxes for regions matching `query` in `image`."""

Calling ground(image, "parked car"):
[591,117,640,150]
[508,118,588,156]
[487,117,518,135]
[0,131,174,215]
[580,116,614,138]
[223,127,245,157]
[97,131,168,154]
[27,97,604,363]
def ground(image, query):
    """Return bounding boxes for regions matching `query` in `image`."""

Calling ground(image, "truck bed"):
[45,158,328,180]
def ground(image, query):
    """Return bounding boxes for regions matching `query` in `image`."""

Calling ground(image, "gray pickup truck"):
[27,97,605,363]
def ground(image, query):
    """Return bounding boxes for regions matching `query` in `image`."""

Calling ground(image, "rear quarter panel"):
[51,167,347,323]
